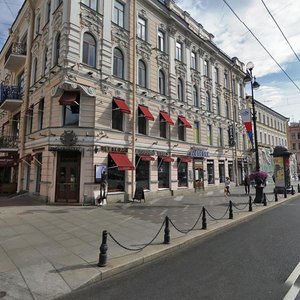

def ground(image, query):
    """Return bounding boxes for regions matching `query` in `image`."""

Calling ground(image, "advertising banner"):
[274,156,285,187]
[240,109,253,146]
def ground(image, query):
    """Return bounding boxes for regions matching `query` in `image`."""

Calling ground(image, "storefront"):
[218,160,225,183]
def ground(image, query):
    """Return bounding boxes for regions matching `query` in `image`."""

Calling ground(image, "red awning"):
[140,155,155,161]
[178,156,192,163]
[139,105,154,121]
[160,156,174,162]
[160,111,174,125]
[59,91,79,106]
[109,153,134,171]
[113,97,131,114]
[178,115,192,128]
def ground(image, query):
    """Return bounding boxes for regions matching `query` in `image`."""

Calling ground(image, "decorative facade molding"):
[136,39,152,60]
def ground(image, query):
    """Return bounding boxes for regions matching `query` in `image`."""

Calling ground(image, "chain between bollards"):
[202,207,207,229]
[164,216,170,244]
[263,193,267,206]
[249,195,252,211]
[229,201,233,219]
[98,230,108,267]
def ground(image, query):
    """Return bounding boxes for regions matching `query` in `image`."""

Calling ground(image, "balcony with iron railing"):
[0,84,23,112]
[0,136,19,151]
[4,42,27,72]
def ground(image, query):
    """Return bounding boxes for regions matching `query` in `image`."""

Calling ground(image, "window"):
[12,113,20,138]
[18,71,24,94]
[46,1,51,23]
[35,153,43,193]
[263,115,265,124]
[137,17,146,40]
[158,30,165,52]
[206,92,211,111]
[138,60,147,87]
[113,48,124,79]
[194,121,200,144]
[193,86,199,107]
[207,160,215,184]
[159,70,166,95]
[113,0,124,27]
[81,0,97,10]
[136,156,150,190]
[232,78,236,94]
[35,15,41,35]
[63,98,80,126]
[225,101,229,119]
[216,97,220,115]
[38,98,44,130]
[177,78,183,101]
[177,159,188,187]
[291,133,296,139]
[112,100,123,131]
[204,59,209,76]
[292,143,296,150]
[42,48,48,76]
[191,51,196,69]
[267,116,269,126]
[107,155,125,192]
[26,107,33,134]
[260,132,262,142]
[218,127,223,147]
[233,105,237,122]
[224,73,228,89]
[207,124,212,145]
[239,83,243,98]
[176,42,182,61]
[54,33,60,66]
[138,107,147,135]
[83,32,96,67]
[158,158,170,188]
[219,161,225,183]
[178,118,185,141]
[214,67,219,83]
[32,58,38,84]
[160,114,167,138]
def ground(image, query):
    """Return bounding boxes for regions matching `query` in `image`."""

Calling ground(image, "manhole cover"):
[0,291,7,298]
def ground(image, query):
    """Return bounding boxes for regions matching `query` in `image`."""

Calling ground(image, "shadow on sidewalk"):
[0,193,46,207]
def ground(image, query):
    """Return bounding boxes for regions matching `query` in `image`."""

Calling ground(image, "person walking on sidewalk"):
[224,177,231,196]
[244,175,250,194]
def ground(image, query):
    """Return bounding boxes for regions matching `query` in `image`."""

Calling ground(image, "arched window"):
[193,85,199,107]
[177,78,183,101]
[138,60,147,88]
[225,101,230,118]
[82,32,96,67]
[113,48,124,78]
[42,47,48,76]
[206,92,211,111]
[216,96,220,115]
[32,57,38,84]
[158,70,166,95]
[54,33,61,66]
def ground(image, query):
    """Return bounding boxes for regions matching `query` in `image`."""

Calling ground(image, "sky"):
[0,0,300,122]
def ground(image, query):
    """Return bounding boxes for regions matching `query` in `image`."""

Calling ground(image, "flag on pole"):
[240,109,253,146]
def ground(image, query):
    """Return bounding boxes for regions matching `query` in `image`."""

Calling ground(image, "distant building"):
[288,122,300,174]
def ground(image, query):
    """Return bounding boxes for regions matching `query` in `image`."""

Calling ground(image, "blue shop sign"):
[189,149,209,158]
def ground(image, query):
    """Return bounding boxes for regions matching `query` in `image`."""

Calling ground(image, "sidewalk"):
[0,183,298,300]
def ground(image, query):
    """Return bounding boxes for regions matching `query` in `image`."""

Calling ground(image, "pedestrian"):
[244,175,250,194]
[98,170,107,206]
[224,177,230,196]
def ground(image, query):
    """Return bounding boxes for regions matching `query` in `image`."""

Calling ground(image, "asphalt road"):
[58,196,300,300]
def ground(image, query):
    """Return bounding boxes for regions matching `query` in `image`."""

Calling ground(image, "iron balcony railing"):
[0,84,22,104]
[0,136,19,149]
[5,42,27,63]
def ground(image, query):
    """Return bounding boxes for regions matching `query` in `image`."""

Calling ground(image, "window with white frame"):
[194,121,200,144]
[216,97,220,115]
[81,0,97,10]
[137,16,146,41]
[204,59,209,76]
[176,41,182,61]
[138,60,147,87]
[158,30,165,52]
[214,66,219,83]
[53,32,60,66]
[42,47,48,76]
[207,124,212,145]
[177,78,184,101]
[193,85,199,107]
[159,70,166,95]
[191,51,196,69]
[224,72,228,89]
[178,118,185,141]
[218,127,223,147]
[206,92,211,111]
[32,58,38,84]
[113,47,124,79]
[82,32,96,67]
[113,0,124,28]
[225,101,229,119]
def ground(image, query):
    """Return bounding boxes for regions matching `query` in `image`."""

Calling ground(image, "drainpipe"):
[131,0,137,200]
[17,0,35,193]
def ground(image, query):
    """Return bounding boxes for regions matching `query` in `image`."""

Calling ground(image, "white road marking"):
[149,198,161,205]
[160,209,168,216]
[284,262,300,300]
[183,205,189,211]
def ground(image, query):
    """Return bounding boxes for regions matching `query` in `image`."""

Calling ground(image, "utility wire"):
[223,0,300,93]
[260,0,300,63]
[3,0,16,19]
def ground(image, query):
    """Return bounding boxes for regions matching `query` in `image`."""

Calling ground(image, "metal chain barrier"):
[231,200,248,211]
[205,205,230,221]
[168,209,203,234]
[108,219,166,252]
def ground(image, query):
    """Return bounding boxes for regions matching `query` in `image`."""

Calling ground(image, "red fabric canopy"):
[160,111,174,125]
[59,91,79,106]
[109,153,134,171]
[178,115,192,128]
[160,156,174,162]
[139,105,154,121]
[113,97,131,114]
[140,155,155,161]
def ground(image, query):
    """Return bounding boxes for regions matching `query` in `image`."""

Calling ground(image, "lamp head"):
[246,61,254,71]
[243,73,252,83]
[252,77,260,90]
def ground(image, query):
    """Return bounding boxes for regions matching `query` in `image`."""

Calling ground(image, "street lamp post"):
[244,61,260,172]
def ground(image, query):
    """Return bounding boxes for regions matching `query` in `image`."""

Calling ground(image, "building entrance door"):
[55,151,80,203]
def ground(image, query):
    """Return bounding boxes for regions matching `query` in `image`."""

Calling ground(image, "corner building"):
[0,0,250,203]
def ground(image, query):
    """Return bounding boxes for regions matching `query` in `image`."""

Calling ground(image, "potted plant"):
[249,171,268,203]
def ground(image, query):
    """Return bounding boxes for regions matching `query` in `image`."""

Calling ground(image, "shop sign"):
[189,148,209,158]
[156,151,168,156]
[228,124,235,147]
[136,149,156,156]
[100,146,128,153]
[49,146,82,152]
[0,157,16,166]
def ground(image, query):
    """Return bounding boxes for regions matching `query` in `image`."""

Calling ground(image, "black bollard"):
[229,201,233,219]
[164,216,170,244]
[202,207,207,230]
[98,230,108,267]
[298,184,300,193]
[275,192,278,202]
[263,193,267,206]
[284,188,287,198]
[292,186,295,195]
[249,195,252,212]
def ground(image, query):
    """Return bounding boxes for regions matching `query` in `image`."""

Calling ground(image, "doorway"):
[55,151,81,203]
